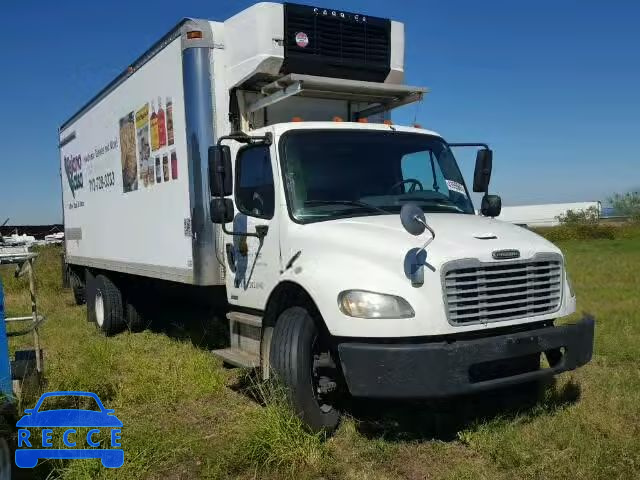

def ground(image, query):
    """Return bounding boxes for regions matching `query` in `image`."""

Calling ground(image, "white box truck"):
[59,2,594,432]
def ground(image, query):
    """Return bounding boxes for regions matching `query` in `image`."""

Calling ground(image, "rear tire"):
[85,269,96,323]
[70,269,86,305]
[94,274,125,336]
[270,306,341,433]
[124,298,150,332]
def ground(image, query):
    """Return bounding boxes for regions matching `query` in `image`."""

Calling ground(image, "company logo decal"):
[312,7,367,22]
[295,32,309,48]
[15,391,123,469]
[492,249,521,260]
[63,154,83,198]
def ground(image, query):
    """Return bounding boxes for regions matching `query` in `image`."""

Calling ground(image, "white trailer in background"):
[59,2,594,432]
[497,202,601,227]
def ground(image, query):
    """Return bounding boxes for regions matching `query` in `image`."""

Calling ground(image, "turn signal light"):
[332,116,343,122]
[357,118,368,123]
[383,119,393,125]
[187,31,203,39]
[291,116,304,122]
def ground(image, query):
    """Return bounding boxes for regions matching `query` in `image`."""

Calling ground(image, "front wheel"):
[270,306,342,433]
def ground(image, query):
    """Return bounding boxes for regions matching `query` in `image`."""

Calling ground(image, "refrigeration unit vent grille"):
[282,3,391,82]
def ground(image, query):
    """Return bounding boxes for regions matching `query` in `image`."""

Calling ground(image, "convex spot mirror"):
[210,198,234,224]
[473,148,493,193]
[400,203,427,236]
[481,194,502,218]
[208,145,232,197]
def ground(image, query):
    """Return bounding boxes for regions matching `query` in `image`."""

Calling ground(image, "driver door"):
[225,142,281,310]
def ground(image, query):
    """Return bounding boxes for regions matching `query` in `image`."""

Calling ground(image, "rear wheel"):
[270,306,341,433]
[85,269,96,323]
[124,298,150,332]
[70,269,86,305]
[94,274,125,336]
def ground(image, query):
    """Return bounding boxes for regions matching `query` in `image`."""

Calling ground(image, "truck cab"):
[211,122,593,432]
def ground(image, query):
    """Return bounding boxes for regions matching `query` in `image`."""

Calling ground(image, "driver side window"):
[235,146,274,219]
[401,151,448,194]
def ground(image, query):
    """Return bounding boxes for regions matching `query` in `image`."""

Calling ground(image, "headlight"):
[338,290,415,319]
[565,270,575,298]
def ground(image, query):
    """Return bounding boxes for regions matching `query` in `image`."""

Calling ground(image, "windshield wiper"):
[397,197,465,213]
[304,200,391,215]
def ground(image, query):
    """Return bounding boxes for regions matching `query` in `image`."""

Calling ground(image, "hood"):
[291,213,560,267]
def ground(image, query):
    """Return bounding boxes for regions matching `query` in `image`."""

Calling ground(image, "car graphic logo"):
[15,391,123,469]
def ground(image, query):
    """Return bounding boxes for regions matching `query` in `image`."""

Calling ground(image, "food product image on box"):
[158,97,167,148]
[171,150,177,180]
[166,97,174,146]
[119,112,138,193]
[163,154,169,182]
[150,101,159,151]
[135,103,151,187]
[148,159,155,185]
[155,156,162,183]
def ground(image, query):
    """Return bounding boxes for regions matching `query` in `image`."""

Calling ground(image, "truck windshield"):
[279,130,475,223]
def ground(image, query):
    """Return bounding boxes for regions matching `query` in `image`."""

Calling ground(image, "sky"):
[0,0,638,224]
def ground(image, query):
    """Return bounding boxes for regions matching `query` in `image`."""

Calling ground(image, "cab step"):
[226,311,262,328]
[211,311,263,368]
[212,347,259,368]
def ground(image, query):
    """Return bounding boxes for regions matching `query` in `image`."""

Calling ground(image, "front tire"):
[94,274,125,336]
[270,306,341,433]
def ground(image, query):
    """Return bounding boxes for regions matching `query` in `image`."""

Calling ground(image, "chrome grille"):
[443,254,563,325]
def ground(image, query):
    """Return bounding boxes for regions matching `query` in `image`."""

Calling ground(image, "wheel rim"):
[0,438,10,480]
[311,337,339,414]
[95,290,105,327]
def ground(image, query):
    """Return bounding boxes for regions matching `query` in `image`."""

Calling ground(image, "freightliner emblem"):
[492,249,520,260]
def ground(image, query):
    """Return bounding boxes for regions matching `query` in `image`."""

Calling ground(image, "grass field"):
[2,228,639,479]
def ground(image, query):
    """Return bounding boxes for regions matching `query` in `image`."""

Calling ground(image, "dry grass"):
[1,229,639,479]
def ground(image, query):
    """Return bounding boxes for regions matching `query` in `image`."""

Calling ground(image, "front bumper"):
[337,316,594,399]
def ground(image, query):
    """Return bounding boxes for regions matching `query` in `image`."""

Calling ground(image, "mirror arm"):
[447,142,490,150]
[217,132,272,147]
[415,216,435,256]
[220,217,267,239]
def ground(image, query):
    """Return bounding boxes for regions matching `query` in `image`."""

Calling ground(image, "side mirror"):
[473,149,493,193]
[481,194,502,217]
[208,145,232,197]
[210,198,234,224]
[400,203,426,236]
